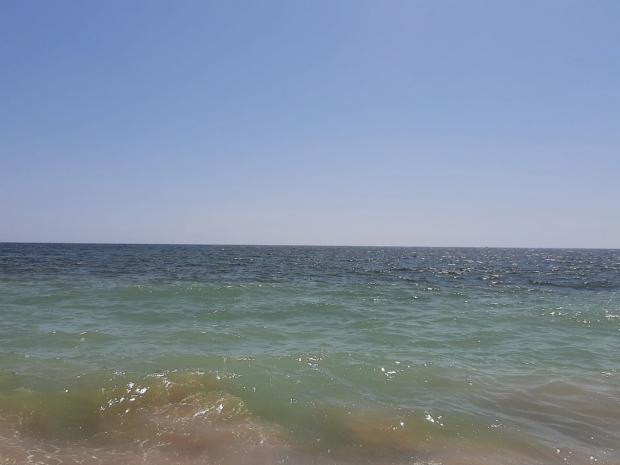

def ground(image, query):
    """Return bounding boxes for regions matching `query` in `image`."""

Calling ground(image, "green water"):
[0,244,618,464]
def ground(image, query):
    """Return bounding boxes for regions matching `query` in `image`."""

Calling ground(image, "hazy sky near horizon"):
[1,1,619,247]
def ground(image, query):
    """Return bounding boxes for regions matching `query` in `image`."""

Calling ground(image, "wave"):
[0,370,617,465]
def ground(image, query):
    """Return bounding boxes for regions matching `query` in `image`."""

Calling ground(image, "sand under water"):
[2,370,616,465]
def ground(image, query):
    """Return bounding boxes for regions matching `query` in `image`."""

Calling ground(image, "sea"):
[0,243,618,465]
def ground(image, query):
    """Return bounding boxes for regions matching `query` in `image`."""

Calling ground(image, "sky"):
[1,1,619,248]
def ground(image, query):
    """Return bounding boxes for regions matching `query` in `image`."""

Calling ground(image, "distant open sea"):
[0,243,618,464]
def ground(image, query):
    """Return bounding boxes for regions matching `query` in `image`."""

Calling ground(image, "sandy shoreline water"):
[0,369,618,465]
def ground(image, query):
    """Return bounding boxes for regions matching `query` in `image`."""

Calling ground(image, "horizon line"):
[0,241,618,251]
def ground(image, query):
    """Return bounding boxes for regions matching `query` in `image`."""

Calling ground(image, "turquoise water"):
[0,244,618,464]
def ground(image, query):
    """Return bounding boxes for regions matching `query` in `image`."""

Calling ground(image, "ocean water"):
[0,243,618,465]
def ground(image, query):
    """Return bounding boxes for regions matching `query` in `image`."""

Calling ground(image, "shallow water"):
[0,244,618,464]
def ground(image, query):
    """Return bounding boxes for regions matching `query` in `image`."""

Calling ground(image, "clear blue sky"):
[1,1,618,247]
